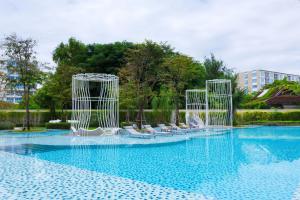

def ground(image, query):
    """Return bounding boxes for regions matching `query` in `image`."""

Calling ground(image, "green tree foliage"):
[118,40,173,128]
[151,86,174,124]
[265,78,300,96]
[34,65,82,114]
[161,54,205,124]
[53,38,88,66]
[1,33,46,130]
[204,54,233,80]
[53,37,134,74]
[240,78,300,109]
[42,38,135,113]
[119,80,137,122]
[36,37,245,126]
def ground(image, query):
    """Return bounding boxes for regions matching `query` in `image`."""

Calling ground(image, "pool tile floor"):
[0,152,210,200]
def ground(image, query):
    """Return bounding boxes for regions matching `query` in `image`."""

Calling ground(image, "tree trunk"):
[25,86,30,130]
[136,103,144,129]
[50,105,56,117]
[126,110,130,123]
[175,103,180,126]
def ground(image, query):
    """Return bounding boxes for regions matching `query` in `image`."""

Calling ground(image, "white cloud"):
[0,0,299,74]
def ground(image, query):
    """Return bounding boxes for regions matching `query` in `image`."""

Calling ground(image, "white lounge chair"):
[188,122,205,132]
[71,126,77,133]
[76,127,104,136]
[179,123,189,129]
[143,125,173,136]
[132,123,138,129]
[157,124,172,132]
[189,122,199,128]
[124,126,153,139]
[67,120,79,124]
[170,123,188,134]
[49,119,61,123]
[103,128,121,135]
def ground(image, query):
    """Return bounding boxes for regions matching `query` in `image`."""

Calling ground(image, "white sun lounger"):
[76,127,104,136]
[170,123,188,134]
[143,125,173,136]
[188,122,205,132]
[157,124,172,132]
[124,126,153,139]
[158,123,185,134]
[179,123,189,129]
[49,119,62,123]
[189,122,205,129]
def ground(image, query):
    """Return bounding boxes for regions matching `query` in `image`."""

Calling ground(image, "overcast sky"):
[0,0,300,74]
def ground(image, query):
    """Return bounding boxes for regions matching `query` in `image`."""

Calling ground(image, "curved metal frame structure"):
[71,73,119,135]
[185,79,232,129]
[206,79,232,128]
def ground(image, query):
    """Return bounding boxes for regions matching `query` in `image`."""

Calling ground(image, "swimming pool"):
[0,126,300,199]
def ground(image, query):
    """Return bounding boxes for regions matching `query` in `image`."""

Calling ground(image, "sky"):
[0,0,300,74]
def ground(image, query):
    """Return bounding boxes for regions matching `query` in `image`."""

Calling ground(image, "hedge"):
[45,122,71,129]
[0,121,15,130]
[235,111,300,125]
[0,110,299,128]
[245,121,300,126]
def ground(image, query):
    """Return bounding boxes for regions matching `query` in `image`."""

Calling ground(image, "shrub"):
[0,121,15,130]
[241,101,270,109]
[1,110,300,128]
[0,101,16,109]
[120,121,131,127]
[235,111,300,125]
[45,122,71,129]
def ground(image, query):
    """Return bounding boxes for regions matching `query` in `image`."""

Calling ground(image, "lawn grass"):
[10,127,47,133]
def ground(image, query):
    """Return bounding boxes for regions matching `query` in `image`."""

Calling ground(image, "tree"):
[161,54,205,125]
[0,71,8,101]
[118,40,173,128]
[33,74,57,114]
[53,37,88,67]
[1,33,45,130]
[34,64,83,114]
[203,54,233,80]
[119,81,137,123]
[86,41,135,74]
[53,38,134,74]
[151,86,174,123]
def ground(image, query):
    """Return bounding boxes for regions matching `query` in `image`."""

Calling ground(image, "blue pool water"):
[0,129,69,137]
[1,126,300,199]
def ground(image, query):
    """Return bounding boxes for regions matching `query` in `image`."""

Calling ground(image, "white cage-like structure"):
[206,79,232,128]
[71,73,119,135]
[185,89,206,127]
[185,79,232,129]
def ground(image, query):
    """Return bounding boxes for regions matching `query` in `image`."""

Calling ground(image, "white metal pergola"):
[206,79,232,128]
[71,73,119,135]
[185,79,232,129]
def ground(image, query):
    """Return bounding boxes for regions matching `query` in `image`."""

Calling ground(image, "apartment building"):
[0,59,39,103]
[237,70,300,93]
[0,68,24,103]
